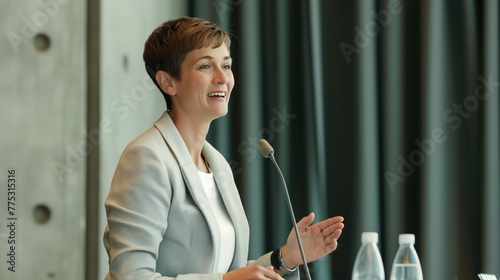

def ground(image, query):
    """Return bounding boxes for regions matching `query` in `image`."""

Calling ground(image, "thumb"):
[297,212,315,230]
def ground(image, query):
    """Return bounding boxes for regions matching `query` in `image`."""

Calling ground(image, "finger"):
[324,229,343,246]
[332,227,343,239]
[325,229,342,244]
[324,238,339,252]
[326,227,343,240]
[321,222,345,237]
[314,216,344,231]
[297,212,315,230]
[263,267,284,279]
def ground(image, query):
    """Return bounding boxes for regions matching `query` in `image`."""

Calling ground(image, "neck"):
[168,110,211,172]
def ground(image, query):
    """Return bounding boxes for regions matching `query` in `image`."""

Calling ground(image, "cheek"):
[191,76,210,91]
[228,74,235,92]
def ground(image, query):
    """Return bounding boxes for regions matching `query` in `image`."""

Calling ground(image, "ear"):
[155,70,176,96]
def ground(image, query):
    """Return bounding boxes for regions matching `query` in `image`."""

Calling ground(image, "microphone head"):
[257,139,274,158]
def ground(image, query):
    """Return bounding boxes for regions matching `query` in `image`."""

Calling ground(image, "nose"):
[213,66,229,85]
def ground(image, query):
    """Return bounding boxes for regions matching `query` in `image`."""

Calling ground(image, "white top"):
[399,233,415,244]
[361,232,379,243]
[198,170,236,273]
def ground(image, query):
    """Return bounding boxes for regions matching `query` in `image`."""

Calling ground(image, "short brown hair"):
[143,17,231,109]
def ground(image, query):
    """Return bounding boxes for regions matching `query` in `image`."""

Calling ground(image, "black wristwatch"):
[271,247,297,276]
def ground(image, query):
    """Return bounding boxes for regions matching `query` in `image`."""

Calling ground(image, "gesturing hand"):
[223,265,284,280]
[281,212,344,268]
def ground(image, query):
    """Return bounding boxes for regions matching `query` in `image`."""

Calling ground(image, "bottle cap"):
[361,232,378,243]
[399,233,415,244]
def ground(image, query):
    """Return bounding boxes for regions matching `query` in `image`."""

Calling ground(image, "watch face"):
[277,256,294,274]
[272,247,296,275]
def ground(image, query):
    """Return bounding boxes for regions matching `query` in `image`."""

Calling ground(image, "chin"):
[211,109,228,120]
[216,111,229,119]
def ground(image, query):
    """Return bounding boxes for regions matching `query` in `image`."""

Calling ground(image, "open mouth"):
[207,92,226,98]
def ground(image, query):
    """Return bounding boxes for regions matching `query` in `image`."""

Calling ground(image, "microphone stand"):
[267,152,312,280]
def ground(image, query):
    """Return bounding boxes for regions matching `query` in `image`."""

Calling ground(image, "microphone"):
[257,139,312,280]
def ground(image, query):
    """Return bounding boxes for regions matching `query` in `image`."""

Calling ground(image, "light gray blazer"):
[103,112,299,280]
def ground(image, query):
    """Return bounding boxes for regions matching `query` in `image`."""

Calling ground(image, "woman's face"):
[169,43,234,122]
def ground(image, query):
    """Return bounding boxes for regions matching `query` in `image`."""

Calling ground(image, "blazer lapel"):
[153,111,222,271]
[202,142,250,269]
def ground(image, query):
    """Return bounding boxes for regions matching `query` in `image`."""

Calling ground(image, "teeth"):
[208,92,225,97]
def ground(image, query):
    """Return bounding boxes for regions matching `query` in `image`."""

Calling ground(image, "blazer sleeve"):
[104,144,223,280]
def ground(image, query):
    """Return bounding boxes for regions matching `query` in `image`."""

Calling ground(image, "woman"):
[103,17,344,280]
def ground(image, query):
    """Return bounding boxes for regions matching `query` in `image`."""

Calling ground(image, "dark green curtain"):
[190,0,499,279]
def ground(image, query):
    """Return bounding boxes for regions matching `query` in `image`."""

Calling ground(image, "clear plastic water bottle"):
[352,232,385,280]
[389,234,423,280]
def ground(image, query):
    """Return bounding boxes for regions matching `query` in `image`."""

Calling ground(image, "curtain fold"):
[482,0,500,274]
[189,0,500,278]
[353,0,381,237]
[379,0,406,269]
[421,1,457,277]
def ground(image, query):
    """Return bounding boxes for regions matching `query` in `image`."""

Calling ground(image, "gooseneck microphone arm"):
[257,139,312,280]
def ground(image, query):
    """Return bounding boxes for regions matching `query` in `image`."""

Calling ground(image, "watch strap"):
[271,247,297,275]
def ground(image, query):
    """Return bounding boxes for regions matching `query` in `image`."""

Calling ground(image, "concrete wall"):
[0,1,187,279]
[97,1,187,279]
[0,0,87,279]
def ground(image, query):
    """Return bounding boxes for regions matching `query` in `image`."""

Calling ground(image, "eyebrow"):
[196,55,232,62]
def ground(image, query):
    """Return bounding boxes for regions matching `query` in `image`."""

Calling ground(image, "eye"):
[223,64,232,70]
[199,64,210,70]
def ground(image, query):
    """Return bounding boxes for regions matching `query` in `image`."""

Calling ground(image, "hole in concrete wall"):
[122,54,129,72]
[33,204,51,224]
[34,33,51,52]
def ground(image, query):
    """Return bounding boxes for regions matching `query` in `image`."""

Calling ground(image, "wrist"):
[271,246,297,276]
[280,245,297,268]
